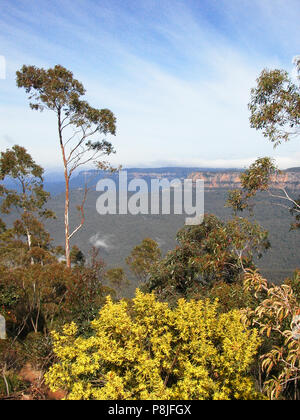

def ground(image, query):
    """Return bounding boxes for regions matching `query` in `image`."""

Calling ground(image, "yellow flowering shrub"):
[45,290,262,400]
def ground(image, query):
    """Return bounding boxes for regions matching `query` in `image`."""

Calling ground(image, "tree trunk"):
[58,108,71,268]
[64,175,71,268]
[26,228,34,265]
[26,231,32,249]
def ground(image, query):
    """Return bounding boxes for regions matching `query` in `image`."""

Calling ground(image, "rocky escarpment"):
[188,171,300,190]
[74,167,300,191]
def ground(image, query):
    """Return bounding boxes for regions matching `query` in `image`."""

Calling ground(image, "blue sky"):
[0,0,299,171]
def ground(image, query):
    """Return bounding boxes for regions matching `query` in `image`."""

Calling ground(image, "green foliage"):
[226,157,278,215]
[0,249,115,338]
[0,145,54,218]
[194,280,257,313]
[62,249,115,333]
[0,145,56,266]
[285,269,300,301]
[241,158,278,193]
[16,64,117,172]
[226,156,300,232]
[289,198,300,230]
[21,332,54,370]
[0,283,20,312]
[104,267,129,294]
[16,64,116,137]
[0,263,69,336]
[126,238,161,283]
[249,59,300,146]
[147,214,270,300]
[0,372,26,398]
[70,245,85,266]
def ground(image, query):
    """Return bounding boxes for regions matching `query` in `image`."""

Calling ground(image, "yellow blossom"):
[45,290,262,400]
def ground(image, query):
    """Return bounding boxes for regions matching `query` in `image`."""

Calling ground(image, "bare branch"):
[68,182,89,241]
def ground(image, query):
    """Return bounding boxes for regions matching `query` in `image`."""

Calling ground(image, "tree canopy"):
[249,57,300,146]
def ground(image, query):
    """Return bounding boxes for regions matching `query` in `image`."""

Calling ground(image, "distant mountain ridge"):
[69,167,242,191]
[70,167,300,192]
[3,167,243,196]
[3,166,300,196]
[285,167,300,172]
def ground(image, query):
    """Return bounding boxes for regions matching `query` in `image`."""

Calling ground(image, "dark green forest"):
[3,186,299,294]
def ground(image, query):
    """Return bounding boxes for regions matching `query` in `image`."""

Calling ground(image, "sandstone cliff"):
[187,171,300,190]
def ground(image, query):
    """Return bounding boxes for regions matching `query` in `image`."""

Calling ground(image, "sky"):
[0,0,299,172]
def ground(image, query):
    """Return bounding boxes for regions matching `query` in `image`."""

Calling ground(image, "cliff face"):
[188,171,300,190]
[75,168,300,191]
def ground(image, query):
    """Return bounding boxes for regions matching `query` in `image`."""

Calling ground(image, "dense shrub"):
[45,290,263,400]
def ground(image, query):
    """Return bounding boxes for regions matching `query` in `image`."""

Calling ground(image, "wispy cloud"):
[0,0,299,169]
[89,233,115,250]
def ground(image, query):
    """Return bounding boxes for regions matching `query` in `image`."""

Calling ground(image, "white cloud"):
[89,233,115,250]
